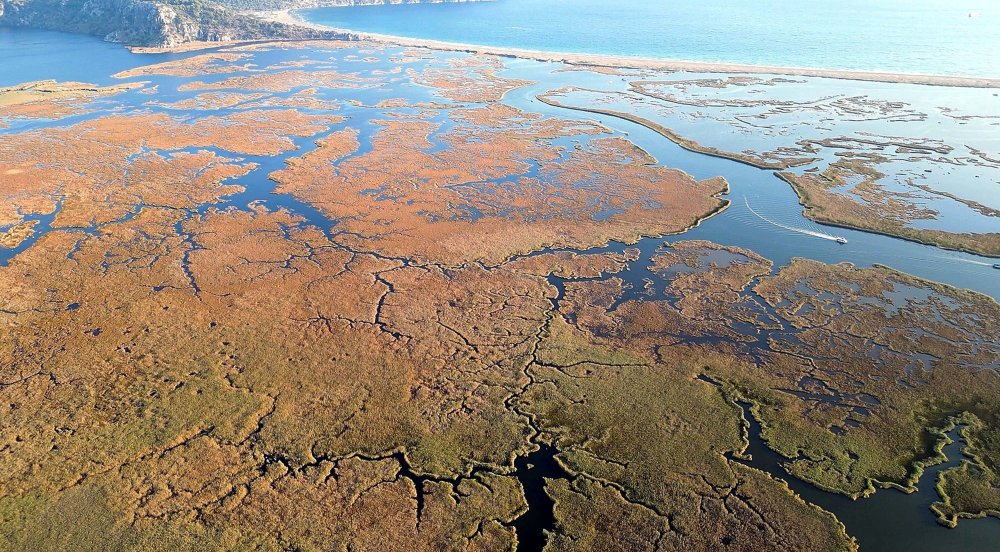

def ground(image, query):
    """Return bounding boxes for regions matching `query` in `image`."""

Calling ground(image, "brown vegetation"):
[2,39,997,552]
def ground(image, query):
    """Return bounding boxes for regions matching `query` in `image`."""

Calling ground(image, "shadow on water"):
[723,391,1000,551]
[509,443,569,552]
[387,442,567,551]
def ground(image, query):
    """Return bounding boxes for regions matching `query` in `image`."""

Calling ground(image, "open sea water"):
[300,0,1000,78]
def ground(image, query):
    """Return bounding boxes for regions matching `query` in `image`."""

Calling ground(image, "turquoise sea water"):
[300,0,1000,78]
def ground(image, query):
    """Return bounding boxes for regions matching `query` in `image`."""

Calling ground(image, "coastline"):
[254,9,1000,89]
[129,40,275,54]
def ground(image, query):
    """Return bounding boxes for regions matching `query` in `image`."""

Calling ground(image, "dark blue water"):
[717,385,1000,552]
[300,0,1000,78]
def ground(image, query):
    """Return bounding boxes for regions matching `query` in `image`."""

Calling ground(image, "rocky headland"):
[0,0,478,47]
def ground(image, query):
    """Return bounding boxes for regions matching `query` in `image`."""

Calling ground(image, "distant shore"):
[253,9,1000,89]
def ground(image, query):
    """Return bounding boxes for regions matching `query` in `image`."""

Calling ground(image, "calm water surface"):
[0,28,185,86]
[299,0,1000,78]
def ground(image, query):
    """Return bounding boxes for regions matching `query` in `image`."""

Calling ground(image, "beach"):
[252,9,1000,88]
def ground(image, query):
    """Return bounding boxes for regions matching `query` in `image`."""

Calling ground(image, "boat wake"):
[744,197,848,244]
[936,255,995,267]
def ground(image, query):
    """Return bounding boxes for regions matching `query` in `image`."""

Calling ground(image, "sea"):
[299,0,1000,78]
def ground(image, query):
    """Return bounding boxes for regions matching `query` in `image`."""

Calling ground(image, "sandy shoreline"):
[247,9,1000,89]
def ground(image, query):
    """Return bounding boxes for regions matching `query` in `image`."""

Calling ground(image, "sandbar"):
[251,9,1000,88]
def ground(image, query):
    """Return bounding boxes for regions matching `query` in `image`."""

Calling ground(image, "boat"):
[993,263,1000,270]
[834,237,848,244]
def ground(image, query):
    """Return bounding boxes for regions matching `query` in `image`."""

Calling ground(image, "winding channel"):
[500,59,1000,302]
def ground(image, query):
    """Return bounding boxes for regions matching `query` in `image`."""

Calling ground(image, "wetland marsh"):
[1,29,999,551]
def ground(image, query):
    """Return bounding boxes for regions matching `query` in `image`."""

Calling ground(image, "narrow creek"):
[509,443,570,552]
[731,396,1000,550]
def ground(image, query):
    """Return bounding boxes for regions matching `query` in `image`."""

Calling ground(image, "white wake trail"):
[935,256,994,267]
[744,197,847,243]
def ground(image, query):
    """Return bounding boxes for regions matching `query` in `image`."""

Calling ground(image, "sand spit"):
[243,9,1000,88]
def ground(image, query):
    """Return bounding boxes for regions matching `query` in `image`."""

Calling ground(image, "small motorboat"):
[993,263,1000,270]
[834,237,848,244]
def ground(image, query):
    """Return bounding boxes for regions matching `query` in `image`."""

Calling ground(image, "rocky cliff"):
[218,0,483,11]
[0,0,468,46]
